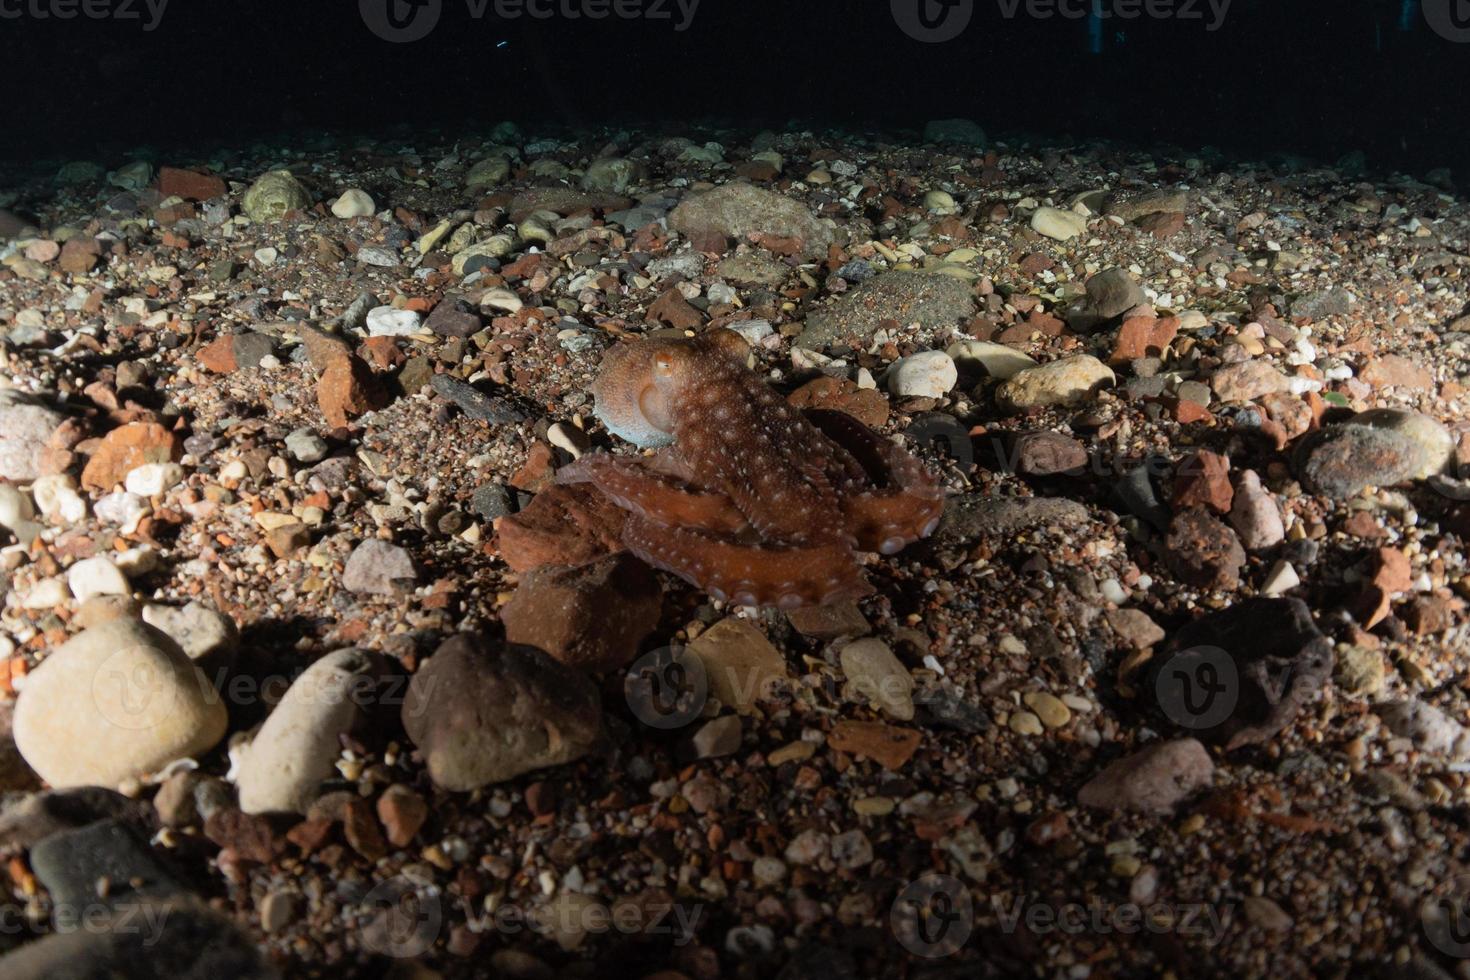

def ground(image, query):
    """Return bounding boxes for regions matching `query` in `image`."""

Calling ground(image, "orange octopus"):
[557,329,946,609]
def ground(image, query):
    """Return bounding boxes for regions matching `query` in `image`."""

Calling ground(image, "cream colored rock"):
[945,339,1037,380]
[236,648,382,815]
[996,355,1115,411]
[66,556,130,602]
[13,619,226,788]
[1030,206,1088,241]
[839,639,914,721]
[331,189,376,219]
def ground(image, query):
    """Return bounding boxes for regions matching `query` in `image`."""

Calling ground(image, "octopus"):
[557,328,946,609]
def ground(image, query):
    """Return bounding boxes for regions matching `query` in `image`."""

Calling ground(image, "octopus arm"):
[556,453,749,536]
[621,514,874,610]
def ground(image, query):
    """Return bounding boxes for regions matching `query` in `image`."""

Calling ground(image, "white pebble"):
[331,189,376,219]
[125,462,184,497]
[67,556,130,602]
[366,307,423,337]
[888,351,958,399]
[95,491,150,534]
[31,474,87,524]
[0,484,35,529]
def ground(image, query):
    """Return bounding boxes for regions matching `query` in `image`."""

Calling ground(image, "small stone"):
[887,351,957,398]
[996,355,1115,411]
[243,170,312,222]
[157,166,228,201]
[1008,711,1044,736]
[924,190,957,213]
[0,389,64,482]
[1023,692,1072,729]
[81,422,182,492]
[1078,739,1215,815]
[260,891,302,934]
[1165,507,1246,590]
[1107,608,1165,649]
[1111,315,1179,364]
[124,461,185,497]
[945,339,1037,380]
[1349,408,1453,479]
[581,157,640,194]
[237,648,384,815]
[1172,450,1233,514]
[497,483,627,572]
[331,189,376,219]
[668,182,834,258]
[1260,560,1301,596]
[377,784,429,848]
[1211,361,1290,402]
[285,428,329,463]
[688,618,790,715]
[141,601,238,667]
[67,556,130,602]
[500,553,662,673]
[786,376,890,429]
[785,829,830,865]
[0,483,34,528]
[343,539,416,595]
[690,716,742,759]
[1030,206,1087,241]
[1229,470,1284,551]
[401,635,601,791]
[13,619,227,787]
[424,297,484,339]
[796,271,976,350]
[1296,424,1425,499]
[1241,896,1294,933]
[829,720,921,769]
[366,307,423,337]
[839,639,915,721]
[830,829,874,869]
[1336,646,1385,696]
[1011,432,1086,476]
[1361,355,1432,390]
[1085,268,1146,319]
[465,154,511,189]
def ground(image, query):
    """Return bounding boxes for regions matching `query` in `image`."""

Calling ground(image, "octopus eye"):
[653,352,675,378]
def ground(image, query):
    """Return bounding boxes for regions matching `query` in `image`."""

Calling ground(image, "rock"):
[0,787,151,851]
[157,166,228,201]
[688,617,790,716]
[936,494,1090,544]
[1108,608,1165,649]
[242,170,312,222]
[887,351,957,398]
[1260,560,1301,595]
[1172,450,1233,514]
[81,422,182,492]
[466,154,512,189]
[1078,739,1214,815]
[196,332,276,373]
[500,553,662,673]
[718,252,790,288]
[236,648,384,815]
[945,339,1037,380]
[786,376,890,429]
[0,389,64,481]
[1334,645,1385,697]
[828,720,921,770]
[1295,424,1424,499]
[1110,315,1179,363]
[924,190,957,213]
[331,188,376,218]
[1210,360,1291,402]
[797,271,975,350]
[497,483,628,572]
[427,375,526,424]
[1010,431,1087,476]
[581,157,640,193]
[0,208,28,240]
[1084,268,1146,319]
[1165,507,1246,590]
[317,352,381,429]
[1378,700,1470,760]
[1105,189,1191,221]
[284,428,329,463]
[0,483,34,528]
[67,556,130,602]
[1228,470,1284,550]
[1136,211,1186,238]
[995,355,1115,411]
[1030,207,1088,241]
[13,619,227,787]
[402,635,601,791]
[366,307,422,337]
[1292,286,1355,320]
[668,182,833,257]
[785,602,871,640]
[141,602,238,672]
[377,783,429,848]
[1158,598,1333,750]
[1361,354,1432,390]
[125,461,185,497]
[924,119,987,145]
[424,296,484,339]
[343,539,416,595]
[840,639,915,721]
[31,817,180,914]
[1349,408,1454,479]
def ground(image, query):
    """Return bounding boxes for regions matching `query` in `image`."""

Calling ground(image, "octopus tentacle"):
[622,514,874,609]
[556,453,749,536]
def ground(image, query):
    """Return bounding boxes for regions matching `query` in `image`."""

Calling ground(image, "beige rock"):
[996,355,1115,411]
[688,617,791,715]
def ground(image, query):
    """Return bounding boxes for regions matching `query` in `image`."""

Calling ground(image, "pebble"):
[1295,424,1424,500]
[1008,711,1044,736]
[331,189,376,218]
[1335,645,1385,696]
[996,355,1115,410]
[1260,560,1301,596]
[342,539,416,594]
[377,783,429,847]
[124,461,185,497]
[141,601,238,667]
[465,154,511,189]
[1349,408,1453,479]
[688,617,791,715]
[401,635,601,791]
[668,182,834,258]
[1022,692,1072,729]
[0,389,64,481]
[923,190,957,213]
[581,157,639,194]
[690,715,743,759]
[839,639,915,721]
[1030,206,1088,241]
[887,350,957,398]
[1228,469,1284,550]
[1084,268,1146,319]
[285,428,329,463]
[500,553,661,673]
[94,490,149,533]
[67,556,130,602]
[1165,506,1246,590]
[13,619,227,787]
[365,307,423,337]
[355,246,400,267]
[1078,739,1214,815]
[0,483,34,528]
[32,474,87,524]
[1211,360,1290,402]
[236,648,384,815]
[945,339,1037,380]
[797,271,976,349]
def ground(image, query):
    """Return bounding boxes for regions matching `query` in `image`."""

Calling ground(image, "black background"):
[1,0,1467,176]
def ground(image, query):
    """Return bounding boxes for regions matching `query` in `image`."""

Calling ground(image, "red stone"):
[1172,450,1234,514]
[496,483,628,573]
[158,166,228,201]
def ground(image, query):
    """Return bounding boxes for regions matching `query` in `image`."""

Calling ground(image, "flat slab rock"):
[1078,738,1215,815]
[934,493,1091,546]
[796,271,976,351]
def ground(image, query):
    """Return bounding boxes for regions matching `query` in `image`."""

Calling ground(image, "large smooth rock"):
[995,355,1115,411]
[402,635,601,792]
[13,620,228,788]
[1078,739,1214,815]
[235,649,384,815]
[668,182,833,256]
[242,170,312,222]
[0,389,64,482]
[796,271,976,350]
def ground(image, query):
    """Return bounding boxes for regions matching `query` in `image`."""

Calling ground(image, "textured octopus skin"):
[557,329,946,609]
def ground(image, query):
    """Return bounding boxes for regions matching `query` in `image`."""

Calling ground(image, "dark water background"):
[2,0,1467,176]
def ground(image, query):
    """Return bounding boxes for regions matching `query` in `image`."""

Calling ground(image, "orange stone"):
[80,422,182,491]
[829,720,921,770]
